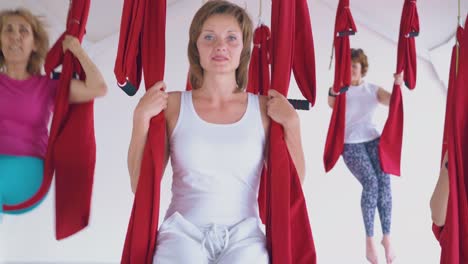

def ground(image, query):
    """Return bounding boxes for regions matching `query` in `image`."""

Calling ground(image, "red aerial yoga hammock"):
[115,0,316,262]
[440,26,463,167]
[433,17,468,264]
[114,0,167,262]
[323,0,357,172]
[324,0,419,176]
[379,0,419,176]
[266,0,317,262]
[247,24,270,96]
[3,0,94,240]
[247,24,311,111]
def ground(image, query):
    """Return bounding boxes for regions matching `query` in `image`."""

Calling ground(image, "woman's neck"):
[198,73,239,100]
[351,78,363,86]
[4,63,30,80]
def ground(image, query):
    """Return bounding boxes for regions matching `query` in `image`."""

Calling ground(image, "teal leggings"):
[0,155,47,215]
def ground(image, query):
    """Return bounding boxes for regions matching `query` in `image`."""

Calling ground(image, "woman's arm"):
[377,87,391,106]
[265,89,306,183]
[128,82,169,193]
[377,73,403,106]
[283,116,306,183]
[327,87,338,108]
[128,118,170,194]
[430,151,449,227]
[62,35,108,103]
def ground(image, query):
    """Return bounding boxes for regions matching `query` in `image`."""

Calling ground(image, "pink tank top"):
[0,74,58,158]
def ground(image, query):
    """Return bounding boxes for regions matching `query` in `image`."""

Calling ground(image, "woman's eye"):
[4,26,13,33]
[204,35,214,41]
[228,33,239,41]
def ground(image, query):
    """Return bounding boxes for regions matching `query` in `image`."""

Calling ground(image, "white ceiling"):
[0,0,180,42]
[321,0,467,50]
[0,0,466,88]
[1,0,466,48]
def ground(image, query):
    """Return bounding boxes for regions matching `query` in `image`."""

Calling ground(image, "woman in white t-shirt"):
[127,1,306,263]
[328,48,402,264]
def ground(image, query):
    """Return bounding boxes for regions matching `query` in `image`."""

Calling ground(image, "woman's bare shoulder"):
[165,91,182,126]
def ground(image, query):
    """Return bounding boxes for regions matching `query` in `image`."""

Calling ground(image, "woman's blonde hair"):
[0,8,49,75]
[188,0,253,90]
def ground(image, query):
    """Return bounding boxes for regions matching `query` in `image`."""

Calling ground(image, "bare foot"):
[381,235,396,264]
[366,237,379,264]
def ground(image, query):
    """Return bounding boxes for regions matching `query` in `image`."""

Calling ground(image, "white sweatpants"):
[153,212,269,264]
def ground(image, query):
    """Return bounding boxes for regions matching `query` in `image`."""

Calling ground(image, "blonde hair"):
[188,0,253,90]
[0,8,49,75]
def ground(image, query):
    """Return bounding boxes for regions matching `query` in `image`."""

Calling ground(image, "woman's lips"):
[212,55,228,61]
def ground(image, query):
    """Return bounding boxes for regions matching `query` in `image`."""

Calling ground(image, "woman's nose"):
[215,39,227,51]
[10,30,21,41]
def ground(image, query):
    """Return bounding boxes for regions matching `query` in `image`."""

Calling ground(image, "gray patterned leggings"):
[342,137,392,237]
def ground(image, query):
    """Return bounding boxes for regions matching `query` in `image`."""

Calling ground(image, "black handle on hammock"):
[331,86,350,95]
[288,99,310,110]
[337,30,356,37]
[51,71,80,80]
[115,80,311,110]
[51,71,61,80]
[406,31,419,38]
[117,80,138,96]
[339,86,349,93]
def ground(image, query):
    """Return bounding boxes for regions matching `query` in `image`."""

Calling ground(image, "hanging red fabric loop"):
[247,24,271,95]
[435,17,468,264]
[323,0,357,173]
[267,0,317,262]
[379,0,419,176]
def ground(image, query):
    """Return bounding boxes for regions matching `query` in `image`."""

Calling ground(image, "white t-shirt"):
[344,81,381,144]
[166,91,266,227]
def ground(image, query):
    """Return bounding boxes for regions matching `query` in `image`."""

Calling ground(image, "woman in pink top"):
[0,8,107,215]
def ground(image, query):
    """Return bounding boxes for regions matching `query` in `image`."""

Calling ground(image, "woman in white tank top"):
[127,1,306,263]
[328,48,402,264]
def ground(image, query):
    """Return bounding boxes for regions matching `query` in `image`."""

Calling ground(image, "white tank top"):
[165,91,266,227]
[344,81,381,143]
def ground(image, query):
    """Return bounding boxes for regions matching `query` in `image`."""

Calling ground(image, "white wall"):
[1,0,447,263]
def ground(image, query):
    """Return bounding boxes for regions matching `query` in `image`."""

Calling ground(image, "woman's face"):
[196,14,243,76]
[351,61,362,81]
[1,15,36,66]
